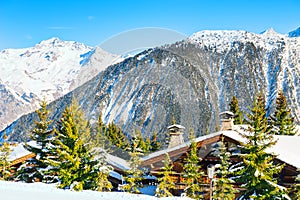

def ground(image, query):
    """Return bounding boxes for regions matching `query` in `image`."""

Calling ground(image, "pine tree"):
[144,136,151,152]
[123,136,144,193]
[150,131,161,152]
[272,90,296,135]
[48,100,100,191]
[155,153,176,197]
[106,122,130,150]
[235,93,289,199]
[92,114,113,191]
[135,130,147,153]
[17,100,56,183]
[295,171,300,199]
[182,129,204,200]
[229,96,244,124]
[134,129,151,154]
[171,116,176,125]
[0,133,12,180]
[213,137,237,200]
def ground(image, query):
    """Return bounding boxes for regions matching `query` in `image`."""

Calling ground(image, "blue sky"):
[1,0,300,50]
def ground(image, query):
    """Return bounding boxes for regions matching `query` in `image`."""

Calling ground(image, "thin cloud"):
[47,26,74,30]
[88,16,95,20]
[25,34,32,40]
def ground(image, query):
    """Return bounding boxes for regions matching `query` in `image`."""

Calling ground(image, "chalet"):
[141,114,300,197]
[8,112,300,198]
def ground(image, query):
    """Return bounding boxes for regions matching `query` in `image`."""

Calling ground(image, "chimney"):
[167,124,185,148]
[219,111,234,131]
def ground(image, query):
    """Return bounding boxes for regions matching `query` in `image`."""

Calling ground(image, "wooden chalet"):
[8,112,300,198]
[141,113,300,197]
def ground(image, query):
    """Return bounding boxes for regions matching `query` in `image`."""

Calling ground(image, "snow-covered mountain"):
[183,28,300,119]
[0,37,119,130]
[288,27,300,37]
[3,27,300,142]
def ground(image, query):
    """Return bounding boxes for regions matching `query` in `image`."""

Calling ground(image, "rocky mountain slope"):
[0,38,118,130]
[3,28,300,142]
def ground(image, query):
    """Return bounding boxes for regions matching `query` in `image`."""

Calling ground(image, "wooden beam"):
[11,153,35,166]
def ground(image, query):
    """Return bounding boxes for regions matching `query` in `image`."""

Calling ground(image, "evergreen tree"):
[134,129,151,154]
[229,96,244,124]
[171,116,176,125]
[294,171,300,200]
[135,129,147,153]
[235,93,289,199]
[123,136,144,193]
[91,113,110,149]
[106,122,130,150]
[48,100,100,191]
[182,129,204,200]
[17,100,56,183]
[144,136,151,153]
[150,131,161,152]
[0,133,12,180]
[213,137,237,200]
[155,153,176,197]
[272,90,296,135]
[289,170,300,200]
[92,114,113,191]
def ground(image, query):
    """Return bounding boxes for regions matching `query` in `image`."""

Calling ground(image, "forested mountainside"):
[3,29,300,142]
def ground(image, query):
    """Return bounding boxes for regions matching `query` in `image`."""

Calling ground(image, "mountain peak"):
[36,37,65,48]
[34,37,90,50]
[288,27,300,37]
[261,27,278,36]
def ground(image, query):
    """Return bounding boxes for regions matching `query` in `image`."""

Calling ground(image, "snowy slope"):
[0,37,119,130]
[288,27,300,37]
[0,181,192,200]
[4,28,300,142]
[186,28,300,120]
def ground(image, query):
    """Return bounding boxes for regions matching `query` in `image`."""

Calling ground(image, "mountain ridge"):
[0,37,118,130]
[2,28,300,142]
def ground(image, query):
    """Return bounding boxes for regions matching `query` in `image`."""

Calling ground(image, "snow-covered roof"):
[106,153,130,171]
[143,125,300,169]
[142,131,222,162]
[9,141,37,161]
[9,142,130,171]
[267,135,300,168]
[222,126,300,169]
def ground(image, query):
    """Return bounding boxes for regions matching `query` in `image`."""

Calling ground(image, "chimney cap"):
[219,111,234,119]
[167,124,185,130]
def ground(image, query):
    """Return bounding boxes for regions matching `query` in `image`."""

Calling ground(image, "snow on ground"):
[0,181,192,200]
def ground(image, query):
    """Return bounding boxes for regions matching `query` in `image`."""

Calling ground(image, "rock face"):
[3,29,300,142]
[0,37,118,131]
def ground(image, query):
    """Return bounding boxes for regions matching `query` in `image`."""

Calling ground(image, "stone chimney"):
[219,111,234,131]
[167,124,185,148]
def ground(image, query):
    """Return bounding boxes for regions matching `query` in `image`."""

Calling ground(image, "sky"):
[1,0,300,51]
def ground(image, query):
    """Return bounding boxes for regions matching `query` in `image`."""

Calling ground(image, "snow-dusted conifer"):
[182,129,204,200]
[155,153,175,197]
[92,114,112,191]
[48,100,100,191]
[235,93,289,199]
[295,173,300,199]
[106,122,130,150]
[229,96,244,124]
[213,137,237,200]
[150,131,161,152]
[272,90,296,135]
[17,100,56,183]
[0,133,12,180]
[123,135,144,193]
